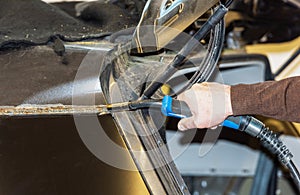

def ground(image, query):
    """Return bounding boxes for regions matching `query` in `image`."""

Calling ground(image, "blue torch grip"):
[161,96,242,130]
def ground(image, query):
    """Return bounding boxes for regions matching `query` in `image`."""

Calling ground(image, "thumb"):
[177,117,196,131]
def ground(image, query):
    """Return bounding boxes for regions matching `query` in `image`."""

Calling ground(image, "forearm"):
[231,76,300,122]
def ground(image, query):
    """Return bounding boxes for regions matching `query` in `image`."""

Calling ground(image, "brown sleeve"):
[231,76,300,122]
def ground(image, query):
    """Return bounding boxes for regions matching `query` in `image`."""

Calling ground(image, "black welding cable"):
[225,0,234,8]
[257,127,300,191]
[239,116,300,192]
[173,18,225,95]
[140,4,228,99]
[286,160,300,191]
[274,47,300,77]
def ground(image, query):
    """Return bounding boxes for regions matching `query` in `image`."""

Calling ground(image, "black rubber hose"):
[173,18,225,95]
[139,4,228,100]
[286,160,300,190]
[225,0,233,8]
[238,116,300,192]
[274,47,300,77]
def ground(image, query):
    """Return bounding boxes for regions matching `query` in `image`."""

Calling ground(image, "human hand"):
[177,82,233,130]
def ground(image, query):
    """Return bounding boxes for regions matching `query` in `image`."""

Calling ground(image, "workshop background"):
[0,0,300,195]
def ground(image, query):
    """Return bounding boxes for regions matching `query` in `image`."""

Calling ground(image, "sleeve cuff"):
[230,83,262,116]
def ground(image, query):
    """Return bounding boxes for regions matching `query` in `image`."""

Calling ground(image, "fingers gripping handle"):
[161,96,242,130]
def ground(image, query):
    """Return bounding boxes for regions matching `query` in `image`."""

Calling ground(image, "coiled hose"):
[227,115,300,191]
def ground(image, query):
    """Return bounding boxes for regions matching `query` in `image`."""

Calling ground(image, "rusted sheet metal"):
[0,104,109,117]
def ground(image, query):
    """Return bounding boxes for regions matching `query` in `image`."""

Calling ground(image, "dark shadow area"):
[0,115,149,195]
